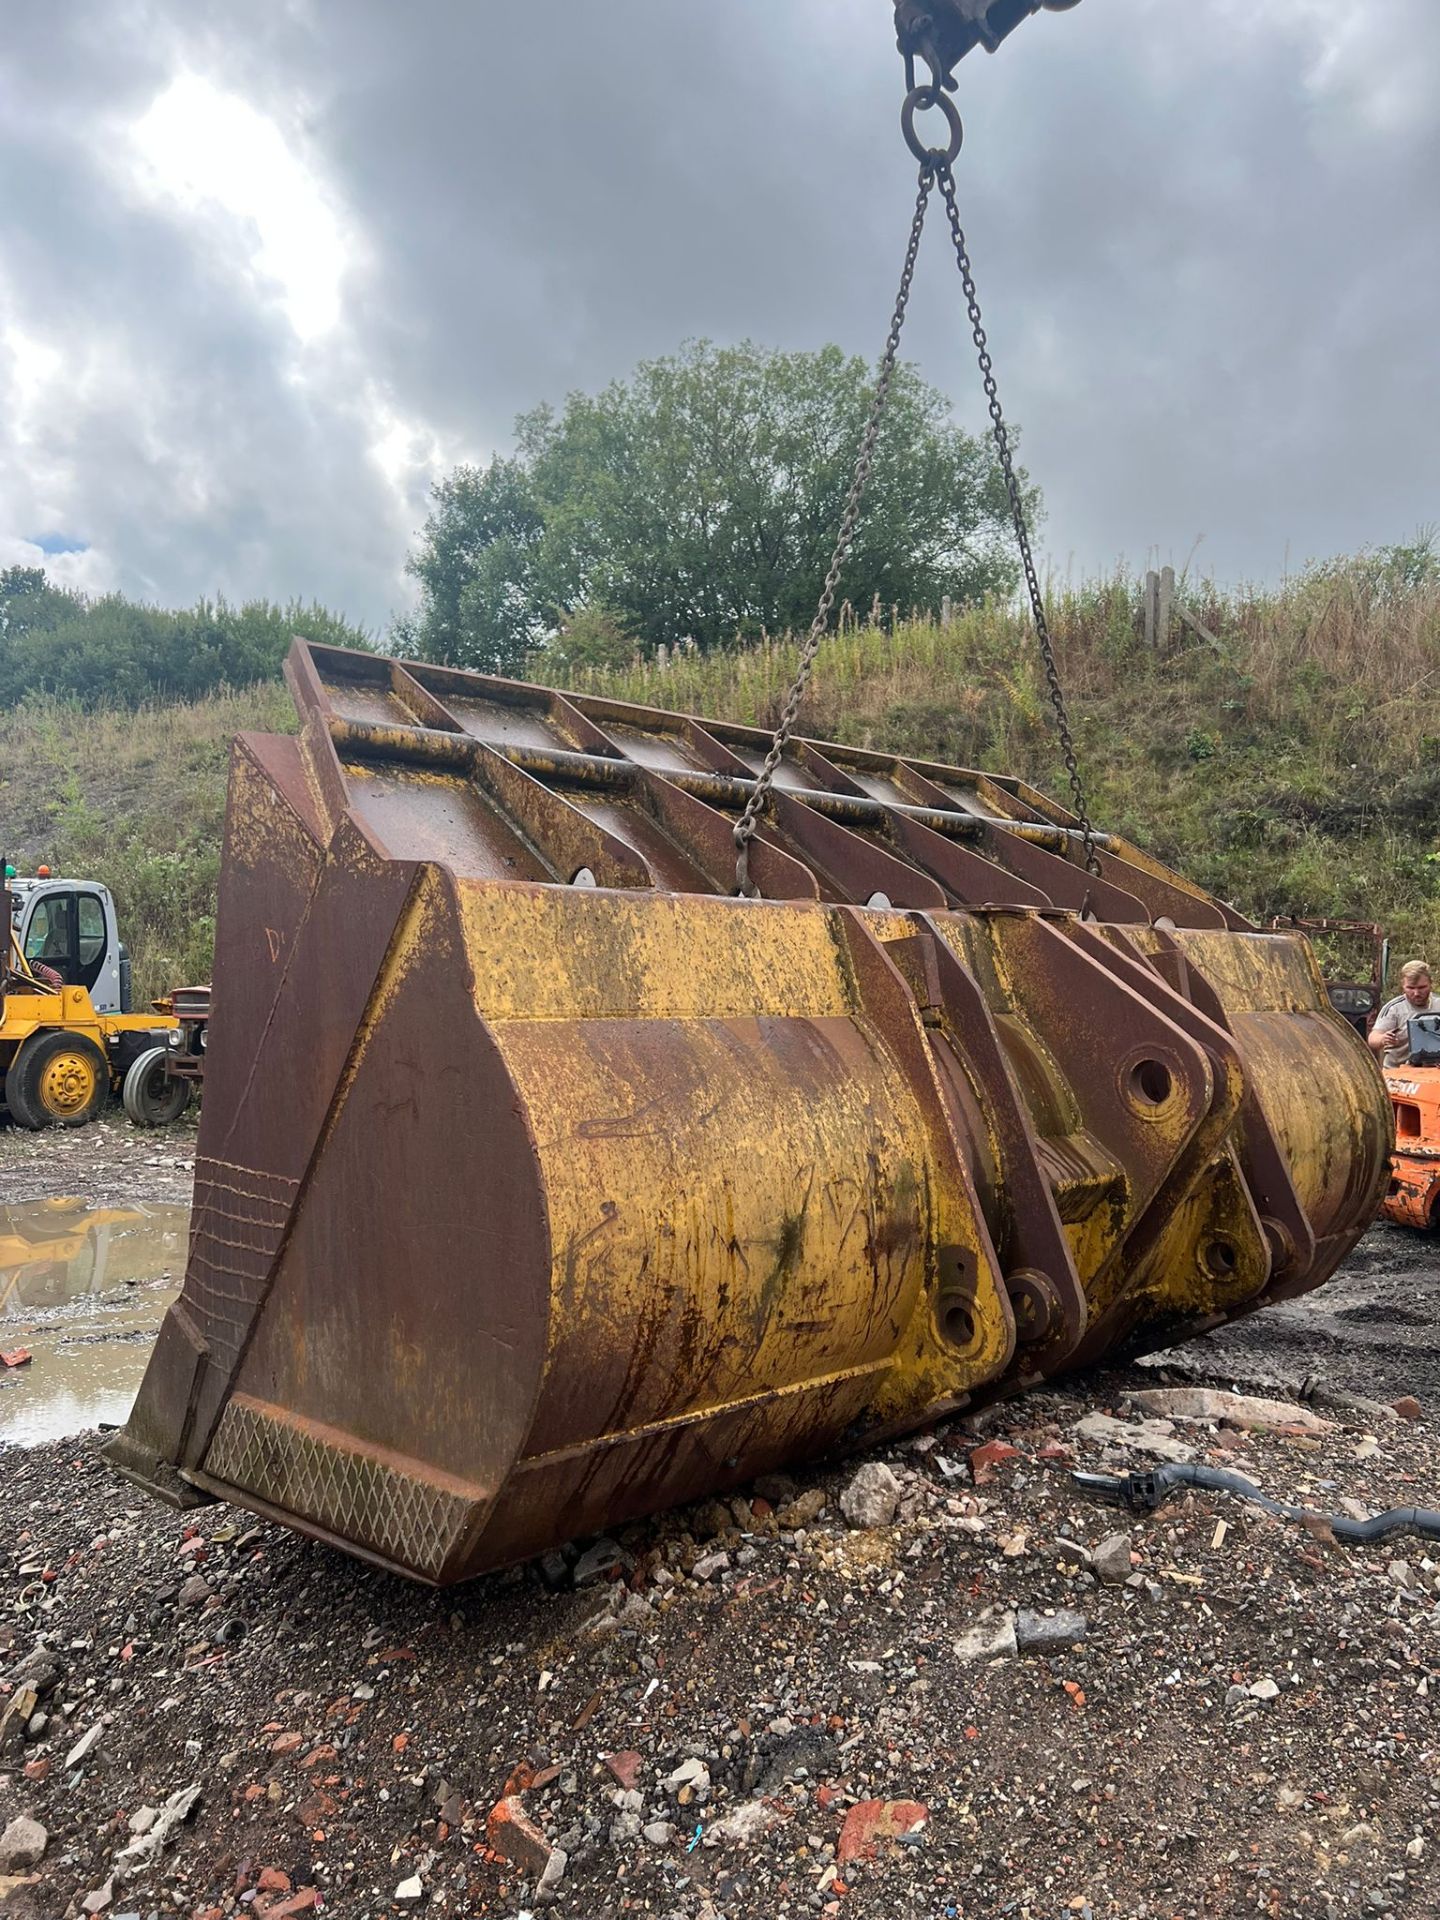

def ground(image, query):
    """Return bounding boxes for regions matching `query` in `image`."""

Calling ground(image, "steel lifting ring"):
[901,85,963,165]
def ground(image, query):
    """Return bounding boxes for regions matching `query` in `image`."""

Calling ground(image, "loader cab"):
[8,876,129,1013]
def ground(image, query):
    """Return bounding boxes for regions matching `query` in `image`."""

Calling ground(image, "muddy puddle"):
[0,1197,188,1445]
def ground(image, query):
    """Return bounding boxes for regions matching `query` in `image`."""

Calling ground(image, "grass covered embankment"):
[3,548,1437,1003]
[555,550,1440,968]
[0,682,293,1004]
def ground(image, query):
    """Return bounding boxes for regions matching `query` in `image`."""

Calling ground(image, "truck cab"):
[8,875,130,1014]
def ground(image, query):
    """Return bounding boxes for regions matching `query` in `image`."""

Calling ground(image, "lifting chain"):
[734,83,1101,896]
[732,164,933,898]
[932,157,1101,876]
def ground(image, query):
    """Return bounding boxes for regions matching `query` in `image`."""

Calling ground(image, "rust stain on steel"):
[105,641,1392,1584]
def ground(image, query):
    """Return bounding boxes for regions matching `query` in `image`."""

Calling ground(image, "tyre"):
[5,1030,110,1129]
[122,1046,192,1127]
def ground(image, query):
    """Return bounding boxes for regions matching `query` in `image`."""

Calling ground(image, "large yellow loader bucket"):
[106,642,1391,1583]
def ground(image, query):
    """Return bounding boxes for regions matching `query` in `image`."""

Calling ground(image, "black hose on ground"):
[1072,1463,1440,1547]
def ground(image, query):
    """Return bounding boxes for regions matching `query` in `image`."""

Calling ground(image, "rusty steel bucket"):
[105,642,1392,1583]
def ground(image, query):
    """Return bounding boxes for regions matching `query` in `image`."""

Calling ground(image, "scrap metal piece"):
[105,642,1390,1583]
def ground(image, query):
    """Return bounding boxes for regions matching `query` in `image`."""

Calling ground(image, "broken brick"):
[968,1440,1020,1477]
[837,1798,929,1865]
[487,1794,554,1877]
[268,1893,320,1918]
[603,1750,644,1791]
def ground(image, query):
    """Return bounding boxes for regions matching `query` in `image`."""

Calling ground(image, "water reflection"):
[0,1197,190,1445]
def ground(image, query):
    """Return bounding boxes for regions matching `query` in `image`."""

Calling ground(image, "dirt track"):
[1,1124,1438,1920]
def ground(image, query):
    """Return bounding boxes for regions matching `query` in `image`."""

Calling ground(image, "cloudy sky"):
[2,0,1437,633]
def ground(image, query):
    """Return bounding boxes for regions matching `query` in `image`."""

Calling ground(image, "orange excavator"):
[1381,1019,1440,1231]
[1269,917,1440,1232]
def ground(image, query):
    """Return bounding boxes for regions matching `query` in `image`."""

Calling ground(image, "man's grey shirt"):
[1373,992,1440,1067]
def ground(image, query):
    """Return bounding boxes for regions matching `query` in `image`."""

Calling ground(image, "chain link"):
[733,164,935,896]
[934,159,1101,874]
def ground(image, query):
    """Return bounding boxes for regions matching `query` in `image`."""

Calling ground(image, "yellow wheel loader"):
[2,868,183,1129]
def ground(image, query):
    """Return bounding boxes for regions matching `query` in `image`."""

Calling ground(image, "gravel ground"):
[1176,1233,1440,1409]
[0,1117,198,1211]
[1,1129,1437,1920]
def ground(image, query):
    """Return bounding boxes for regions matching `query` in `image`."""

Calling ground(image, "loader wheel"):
[122,1046,191,1128]
[5,1031,109,1129]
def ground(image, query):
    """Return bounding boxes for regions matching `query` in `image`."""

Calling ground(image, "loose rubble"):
[0,1114,196,1209]
[1,1137,1438,1920]
[3,1355,1438,1920]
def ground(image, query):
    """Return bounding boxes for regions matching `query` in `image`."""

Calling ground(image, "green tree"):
[399,340,1028,671]
[396,458,543,672]
[0,575,371,709]
[0,564,84,640]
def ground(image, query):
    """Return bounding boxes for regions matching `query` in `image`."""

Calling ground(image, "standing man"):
[1369,960,1440,1067]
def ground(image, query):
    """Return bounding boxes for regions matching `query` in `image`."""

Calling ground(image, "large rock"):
[705,1801,777,1847]
[0,1815,47,1873]
[65,1722,104,1770]
[837,1799,928,1865]
[954,1611,1018,1663]
[1074,1412,1195,1463]
[572,1539,629,1586]
[1092,1533,1133,1584]
[115,1782,201,1875]
[486,1795,556,1878]
[840,1462,903,1530]
[1127,1387,1331,1435]
[1016,1607,1088,1653]
[692,1499,735,1541]
[776,1488,827,1530]
[0,1688,38,1756]
[5,1647,63,1697]
[663,1756,711,1797]
[753,1472,799,1505]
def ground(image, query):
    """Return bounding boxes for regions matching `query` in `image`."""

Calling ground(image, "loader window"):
[23,898,67,970]
[77,895,106,969]
[21,891,109,991]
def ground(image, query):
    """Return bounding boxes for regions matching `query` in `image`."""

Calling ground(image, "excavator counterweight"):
[105,641,1391,1584]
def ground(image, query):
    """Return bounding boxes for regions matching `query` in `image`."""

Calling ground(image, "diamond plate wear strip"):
[204,1396,474,1580]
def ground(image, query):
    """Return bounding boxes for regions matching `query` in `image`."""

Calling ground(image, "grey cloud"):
[1,0,1437,630]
